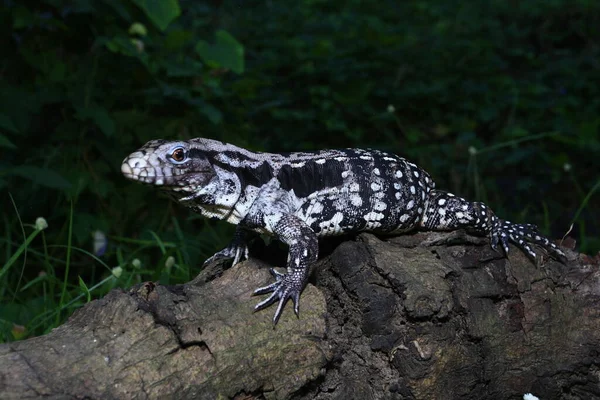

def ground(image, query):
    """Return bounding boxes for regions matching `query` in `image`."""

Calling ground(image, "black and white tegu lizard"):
[121,138,565,324]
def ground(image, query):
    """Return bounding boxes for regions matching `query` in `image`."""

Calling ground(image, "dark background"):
[1,0,598,341]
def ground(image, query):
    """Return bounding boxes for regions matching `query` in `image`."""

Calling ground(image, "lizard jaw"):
[121,162,168,185]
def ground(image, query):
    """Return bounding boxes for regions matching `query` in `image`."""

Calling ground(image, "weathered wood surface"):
[1,232,598,399]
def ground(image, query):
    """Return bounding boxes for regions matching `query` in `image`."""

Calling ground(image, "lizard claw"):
[203,228,250,267]
[254,268,302,324]
[493,221,566,262]
[203,243,249,267]
[490,227,510,256]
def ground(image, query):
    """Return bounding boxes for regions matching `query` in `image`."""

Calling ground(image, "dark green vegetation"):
[1,0,599,342]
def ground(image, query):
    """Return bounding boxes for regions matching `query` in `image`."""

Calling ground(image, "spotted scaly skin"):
[121,138,566,324]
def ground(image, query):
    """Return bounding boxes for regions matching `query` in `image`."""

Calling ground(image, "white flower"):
[128,22,147,37]
[165,256,175,269]
[523,393,539,400]
[111,266,123,278]
[468,146,478,156]
[387,104,396,113]
[35,217,48,231]
[132,259,142,269]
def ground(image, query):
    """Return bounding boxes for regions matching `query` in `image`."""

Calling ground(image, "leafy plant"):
[1,0,598,341]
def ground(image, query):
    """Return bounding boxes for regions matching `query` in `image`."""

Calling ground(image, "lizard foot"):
[203,242,249,267]
[253,268,302,325]
[491,221,566,262]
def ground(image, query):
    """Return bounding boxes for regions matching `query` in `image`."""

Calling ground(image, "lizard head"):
[121,139,217,199]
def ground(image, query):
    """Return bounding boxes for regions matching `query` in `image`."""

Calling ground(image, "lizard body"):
[121,138,565,323]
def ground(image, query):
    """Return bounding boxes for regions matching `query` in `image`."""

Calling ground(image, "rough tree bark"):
[1,232,599,400]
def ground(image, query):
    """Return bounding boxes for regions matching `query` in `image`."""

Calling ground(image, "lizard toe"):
[254,290,280,311]
[497,221,565,263]
[253,270,302,324]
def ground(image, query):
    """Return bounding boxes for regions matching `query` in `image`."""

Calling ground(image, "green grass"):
[0,199,230,342]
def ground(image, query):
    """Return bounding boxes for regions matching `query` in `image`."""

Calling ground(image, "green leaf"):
[0,134,16,149]
[196,30,245,74]
[130,0,181,31]
[164,29,193,51]
[12,6,34,29]
[78,276,91,303]
[199,101,223,124]
[48,60,67,83]
[9,166,72,190]
[164,58,204,77]
[102,36,140,57]
[0,113,19,133]
[75,106,115,137]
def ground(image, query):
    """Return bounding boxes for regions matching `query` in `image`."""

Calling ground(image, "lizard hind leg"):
[421,189,566,263]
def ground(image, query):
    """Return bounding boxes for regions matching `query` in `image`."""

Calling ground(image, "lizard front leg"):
[252,213,319,324]
[203,226,251,267]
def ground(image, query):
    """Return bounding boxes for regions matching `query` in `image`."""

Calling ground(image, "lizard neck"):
[180,165,244,222]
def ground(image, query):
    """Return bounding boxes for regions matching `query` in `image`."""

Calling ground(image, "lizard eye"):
[171,148,186,163]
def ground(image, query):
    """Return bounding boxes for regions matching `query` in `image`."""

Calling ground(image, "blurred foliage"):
[0,0,599,341]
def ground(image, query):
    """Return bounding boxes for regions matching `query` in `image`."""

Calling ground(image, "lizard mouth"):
[121,163,177,186]
[122,170,183,186]
[121,163,212,188]
[122,172,160,184]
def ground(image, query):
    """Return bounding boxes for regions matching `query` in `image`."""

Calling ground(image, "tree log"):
[1,232,598,399]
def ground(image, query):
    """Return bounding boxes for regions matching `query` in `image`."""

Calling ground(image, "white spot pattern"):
[122,137,566,324]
